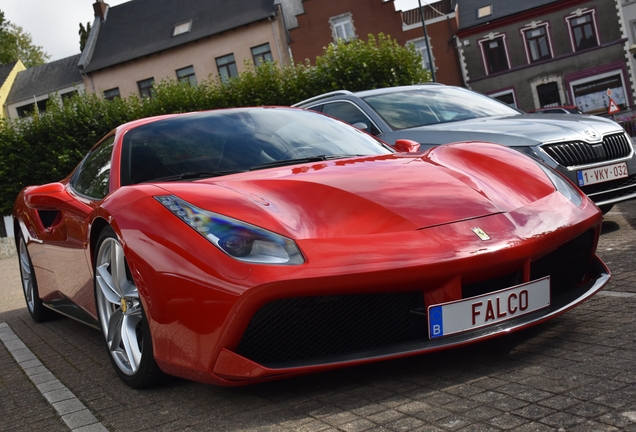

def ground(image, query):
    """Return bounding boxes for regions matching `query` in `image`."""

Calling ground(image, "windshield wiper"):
[249,154,361,171]
[147,170,247,182]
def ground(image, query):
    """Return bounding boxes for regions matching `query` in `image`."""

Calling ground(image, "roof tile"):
[83,0,276,73]
[6,55,83,105]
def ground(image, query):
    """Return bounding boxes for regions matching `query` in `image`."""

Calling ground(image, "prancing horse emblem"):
[471,227,491,241]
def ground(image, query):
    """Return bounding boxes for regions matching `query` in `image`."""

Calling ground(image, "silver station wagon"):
[295,84,636,213]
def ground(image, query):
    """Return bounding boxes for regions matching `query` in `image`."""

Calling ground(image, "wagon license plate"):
[577,162,628,186]
[428,277,550,339]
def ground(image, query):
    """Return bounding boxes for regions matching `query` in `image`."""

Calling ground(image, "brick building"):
[401,0,462,86]
[288,0,462,86]
[288,0,404,64]
[455,0,630,112]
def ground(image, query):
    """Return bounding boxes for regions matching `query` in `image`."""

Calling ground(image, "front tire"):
[18,232,55,322]
[94,227,164,388]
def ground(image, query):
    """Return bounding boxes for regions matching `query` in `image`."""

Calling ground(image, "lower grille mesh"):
[236,292,424,365]
[530,229,595,296]
[462,270,522,299]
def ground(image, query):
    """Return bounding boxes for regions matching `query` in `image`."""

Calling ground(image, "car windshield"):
[362,87,521,130]
[120,108,391,185]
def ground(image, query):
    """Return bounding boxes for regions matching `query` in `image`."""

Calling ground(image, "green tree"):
[0,10,49,67]
[79,22,91,52]
[315,34,430,92]
[8,23,49,67]
[0,10,18,64]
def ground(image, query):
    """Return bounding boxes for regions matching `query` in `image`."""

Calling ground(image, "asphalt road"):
[1,201,635,431]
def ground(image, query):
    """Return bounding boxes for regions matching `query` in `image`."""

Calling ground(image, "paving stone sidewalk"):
[0,201,635,431]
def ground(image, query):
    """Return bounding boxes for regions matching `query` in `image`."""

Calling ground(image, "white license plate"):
[577,162,628,186]
[428,277,550,339]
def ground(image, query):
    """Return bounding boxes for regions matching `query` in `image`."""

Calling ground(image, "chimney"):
[93,0,109,22]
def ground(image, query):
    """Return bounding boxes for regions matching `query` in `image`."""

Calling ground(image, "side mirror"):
[25,183,71,210]
[26,182,92,214]
[352,122,369,131]
[393,139,421,153]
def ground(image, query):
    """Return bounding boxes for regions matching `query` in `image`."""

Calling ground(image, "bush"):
[0,33,430,214]
[315,34,430,92]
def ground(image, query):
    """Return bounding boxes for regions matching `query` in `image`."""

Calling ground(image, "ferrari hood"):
[159,148,554,239]
[388,114,623,148]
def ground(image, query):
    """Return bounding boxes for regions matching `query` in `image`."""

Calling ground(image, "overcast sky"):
[3,0,428,62]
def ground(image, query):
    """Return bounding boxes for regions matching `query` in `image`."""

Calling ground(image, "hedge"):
[0,34,430,214]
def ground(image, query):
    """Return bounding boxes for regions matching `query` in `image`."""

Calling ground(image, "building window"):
[329,14,355,42]
[251,43,273,67]
[566,11,598,52]
[137,78,155,99]
[216,54,238,83]
[477,5,492,19]
[536,82,562,107]
[61,90,78,103]
[16,99,48,118]
[173,20,192,37]
[409,38,433,71]
[479,34,510,75]
[521,24,552,63]
[176,66,197,85]
[103,88,120,100]
[489,89,517,108]
[16,104,34,118]
[569,71,627,114]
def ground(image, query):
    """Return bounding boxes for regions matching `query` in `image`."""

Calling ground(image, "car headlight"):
[156,195,304,265]
[536,164,583,208]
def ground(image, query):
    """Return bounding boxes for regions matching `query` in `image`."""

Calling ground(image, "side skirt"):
[43,299,100,330]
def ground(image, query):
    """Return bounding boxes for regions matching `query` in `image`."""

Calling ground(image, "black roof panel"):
[6,55,83,104]
[83,0,276,73]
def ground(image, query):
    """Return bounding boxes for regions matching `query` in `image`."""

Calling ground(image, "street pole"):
[418,0,436,82]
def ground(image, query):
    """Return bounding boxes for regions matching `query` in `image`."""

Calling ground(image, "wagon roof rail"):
[292,90,355,107]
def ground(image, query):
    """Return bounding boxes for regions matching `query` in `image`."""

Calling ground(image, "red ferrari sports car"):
[13,107,609,388]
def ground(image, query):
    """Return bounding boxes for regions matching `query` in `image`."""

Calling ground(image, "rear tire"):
[598,204,614,214]
[18,233,55,322]
[94,227,164,388]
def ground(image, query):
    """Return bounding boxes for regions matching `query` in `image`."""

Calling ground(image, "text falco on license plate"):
[428,277,550,339]
[577,162,628,186]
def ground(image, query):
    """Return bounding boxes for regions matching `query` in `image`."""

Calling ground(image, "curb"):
[0,237,16,259]
[0,322,108,432]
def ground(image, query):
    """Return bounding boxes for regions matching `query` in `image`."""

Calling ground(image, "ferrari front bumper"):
[212,254,609,382]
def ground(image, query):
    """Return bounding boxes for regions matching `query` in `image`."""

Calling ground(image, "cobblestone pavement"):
[1,201,635,432]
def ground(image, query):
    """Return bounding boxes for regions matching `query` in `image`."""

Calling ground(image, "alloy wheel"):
[19,237,35,313]
[95,237,143,376]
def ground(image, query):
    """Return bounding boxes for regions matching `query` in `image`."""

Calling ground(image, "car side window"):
[71,136,115,199]
[321,101,381,135]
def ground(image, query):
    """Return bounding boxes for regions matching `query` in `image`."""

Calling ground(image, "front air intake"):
[236,291,424,366]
